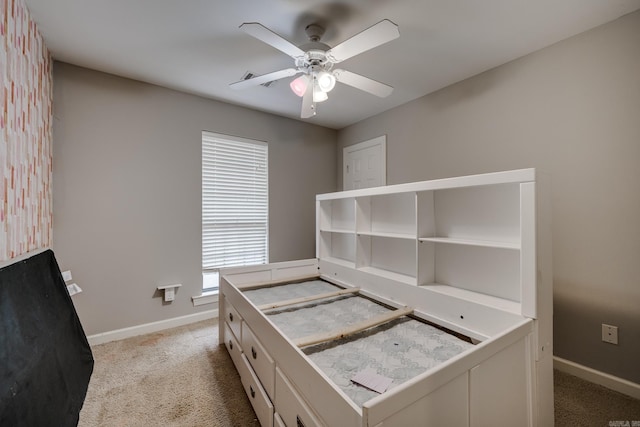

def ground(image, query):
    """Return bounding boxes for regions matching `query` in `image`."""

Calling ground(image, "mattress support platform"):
[294,306,414,348]
[256,286,361,311]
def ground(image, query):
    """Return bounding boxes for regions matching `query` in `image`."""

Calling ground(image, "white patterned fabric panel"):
[304,318,474,407]
[243,280,474,408]
[242,280,340,306]
[263,296,390,339]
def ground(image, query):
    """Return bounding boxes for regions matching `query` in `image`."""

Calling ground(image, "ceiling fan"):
[229,19,399,119]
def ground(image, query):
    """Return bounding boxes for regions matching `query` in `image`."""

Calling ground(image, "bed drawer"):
[239,354,274,427]
[222,322,243,371]
[223,297,243,341]
[242,324,276,399]
[275,367,323,427]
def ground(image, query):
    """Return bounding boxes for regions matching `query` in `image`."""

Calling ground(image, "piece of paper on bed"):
[351,368,393,394]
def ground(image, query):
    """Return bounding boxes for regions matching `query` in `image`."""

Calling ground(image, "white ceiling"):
[24,0,640,129]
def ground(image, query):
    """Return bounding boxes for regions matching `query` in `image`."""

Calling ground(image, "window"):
[202,132,268,292]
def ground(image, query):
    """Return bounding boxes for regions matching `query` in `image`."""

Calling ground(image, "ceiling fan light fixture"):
[313,87,328,102]
[290,74,309,97]
[316,70,336,92]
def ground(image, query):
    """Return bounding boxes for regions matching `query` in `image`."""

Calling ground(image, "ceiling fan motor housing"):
[304,24,325,42]
[296,49,332,70]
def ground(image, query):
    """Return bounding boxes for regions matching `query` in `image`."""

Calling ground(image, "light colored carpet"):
[554,370,640,427]
[80,318,640,426]
[79,319,259,427]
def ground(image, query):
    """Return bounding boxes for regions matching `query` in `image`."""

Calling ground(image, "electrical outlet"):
[602,324,618,345]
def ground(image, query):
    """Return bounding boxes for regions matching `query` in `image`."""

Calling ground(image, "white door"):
[343,136,386,190]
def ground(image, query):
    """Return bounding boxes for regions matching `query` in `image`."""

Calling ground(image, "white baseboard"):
[554,356,640,400]
[87,309,218,346]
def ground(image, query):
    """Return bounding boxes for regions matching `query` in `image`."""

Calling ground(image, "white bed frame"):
[219,168,553,427]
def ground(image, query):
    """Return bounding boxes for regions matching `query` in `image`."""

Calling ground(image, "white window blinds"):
[202,132,268,271]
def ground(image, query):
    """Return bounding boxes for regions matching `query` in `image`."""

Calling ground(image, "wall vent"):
[242,71,276,88]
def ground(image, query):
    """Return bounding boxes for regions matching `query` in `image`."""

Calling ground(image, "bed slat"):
[256,287,361,311]
[293,306,414,348]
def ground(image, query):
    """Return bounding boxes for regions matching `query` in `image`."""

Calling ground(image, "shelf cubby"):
[318,230,355,268]
[356,192,416,237]
[356,234,416,284]
[318,198,355,232]
[420,183,521,247]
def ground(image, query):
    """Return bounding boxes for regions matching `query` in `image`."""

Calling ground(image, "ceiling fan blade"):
[240,23,305,59]
[301,80,316,118]
[229,68,299,90]
[333,69,393,98]
[327,19,399,63]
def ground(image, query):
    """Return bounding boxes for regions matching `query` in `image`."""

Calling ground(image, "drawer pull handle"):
[250,385,255,398]
[251,346,257,359]
[229,312,234,322]
[229,340,233,350]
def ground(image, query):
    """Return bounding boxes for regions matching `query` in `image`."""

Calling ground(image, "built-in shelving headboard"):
[316,168,545,329]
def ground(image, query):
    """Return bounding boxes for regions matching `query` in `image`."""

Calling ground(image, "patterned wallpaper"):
[1,0,53,261]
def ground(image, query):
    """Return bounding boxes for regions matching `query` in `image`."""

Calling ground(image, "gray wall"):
[53,63,337,336]
[338,11,640,383]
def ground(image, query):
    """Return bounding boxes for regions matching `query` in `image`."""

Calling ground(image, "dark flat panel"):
[1,250,93,427]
